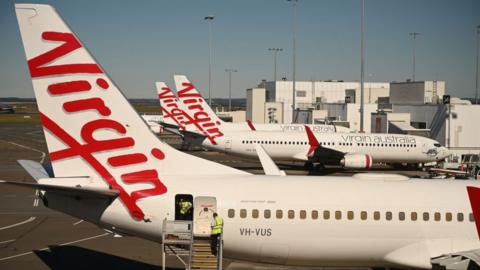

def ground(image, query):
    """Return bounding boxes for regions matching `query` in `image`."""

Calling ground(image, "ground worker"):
[210,212,223,256]
[178,199,192,220]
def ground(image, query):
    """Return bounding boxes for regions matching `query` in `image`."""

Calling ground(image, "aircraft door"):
[225,136,232,151]
[193,196,217,237]
[175,194,193,221]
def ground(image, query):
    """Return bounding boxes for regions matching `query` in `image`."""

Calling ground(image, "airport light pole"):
[360,0,365,133]
[475,25,480,104]
[204,15,215,106]
[268,48,283,82]
[409,32,420,82]
[287,0,298,124]
[225,69,237,111]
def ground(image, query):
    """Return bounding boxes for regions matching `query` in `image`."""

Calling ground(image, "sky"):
[0,0,479,99]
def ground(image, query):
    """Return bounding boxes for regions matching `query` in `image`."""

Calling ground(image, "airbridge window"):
[228,209,235,218]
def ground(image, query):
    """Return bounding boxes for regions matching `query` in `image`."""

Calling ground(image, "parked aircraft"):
[158,80,449,169]
[5,4,480,269]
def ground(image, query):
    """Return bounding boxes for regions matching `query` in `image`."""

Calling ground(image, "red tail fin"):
[246,120,256,131]
[467,186,480,239]
[305,125,319,156]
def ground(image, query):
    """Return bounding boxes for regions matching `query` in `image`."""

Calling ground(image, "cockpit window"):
[434,143,441,147]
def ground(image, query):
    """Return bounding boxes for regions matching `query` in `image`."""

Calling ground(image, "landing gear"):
[304,162,314,171]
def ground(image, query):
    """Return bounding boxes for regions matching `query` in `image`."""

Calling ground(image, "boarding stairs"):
[161,219,223,270]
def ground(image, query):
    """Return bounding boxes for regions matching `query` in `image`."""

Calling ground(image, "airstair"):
[162,196,223,270]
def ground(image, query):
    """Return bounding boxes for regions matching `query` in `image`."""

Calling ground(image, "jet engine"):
[340,154,373,169]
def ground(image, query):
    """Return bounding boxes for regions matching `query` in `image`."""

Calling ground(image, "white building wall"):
[269,80,389,123]
[318,103,377,133]
[390,81,445,105]
[246,88,266,123]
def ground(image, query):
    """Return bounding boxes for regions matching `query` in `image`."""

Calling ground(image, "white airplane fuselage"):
[47,175,480,269]
[202,130,449,164]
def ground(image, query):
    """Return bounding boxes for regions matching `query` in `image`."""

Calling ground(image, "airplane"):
[159,75,351,135]
[4,4,480,269]
[158,80,450,169]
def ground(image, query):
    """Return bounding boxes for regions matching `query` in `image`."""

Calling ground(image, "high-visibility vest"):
[180,201,192,215]
[212,216,223,234]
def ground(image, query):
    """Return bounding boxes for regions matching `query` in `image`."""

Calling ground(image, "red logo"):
[29,31,167,221]
[176,82,224,144]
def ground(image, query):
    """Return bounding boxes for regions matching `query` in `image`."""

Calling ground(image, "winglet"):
[467,186,480,239]
[246,120,256,131]
[305,125,319,156]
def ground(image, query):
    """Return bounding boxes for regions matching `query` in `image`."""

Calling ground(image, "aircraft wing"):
[254,144,286,176]
[0,180,119,199]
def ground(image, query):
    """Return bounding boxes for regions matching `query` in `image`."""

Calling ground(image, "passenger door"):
[193,196,217,237]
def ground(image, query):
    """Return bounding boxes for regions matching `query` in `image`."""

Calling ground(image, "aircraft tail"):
[156,82,185,130]
[173,75,226,144]
[15,4,248,220]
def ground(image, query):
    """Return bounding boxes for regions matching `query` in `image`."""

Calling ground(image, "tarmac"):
[0,122,427,270]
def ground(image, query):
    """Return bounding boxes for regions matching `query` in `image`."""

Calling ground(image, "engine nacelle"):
[340,154,373,169]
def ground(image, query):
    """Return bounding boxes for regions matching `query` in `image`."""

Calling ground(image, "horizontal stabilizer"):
[254,144,286,176]
[0,179,119,199]
[17,160,49,180]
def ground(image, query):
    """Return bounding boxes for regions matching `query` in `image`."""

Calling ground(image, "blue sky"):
[1,0,479,99]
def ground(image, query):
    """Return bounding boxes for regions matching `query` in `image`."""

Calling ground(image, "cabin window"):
[228,209,235,218]
[446,212,452,222]
[252,209,259,219]
[288,210,295,219]
[347,211,354,220]
[457,213,464,222]
[300,210,307,219]
[423,212,429,221]
[311,210,318,220]
[374,211,380,221]
[264,210,271,219]
[386,211,392,221]
[323,210,330,220]
[240,209,247,219]
[335,211,342,220]
[360,211,367,220]
[411,212,418,221]
[399,212,405,221]
[470,213,475,222]
[276,210,283,219]
[434,212,441,221]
